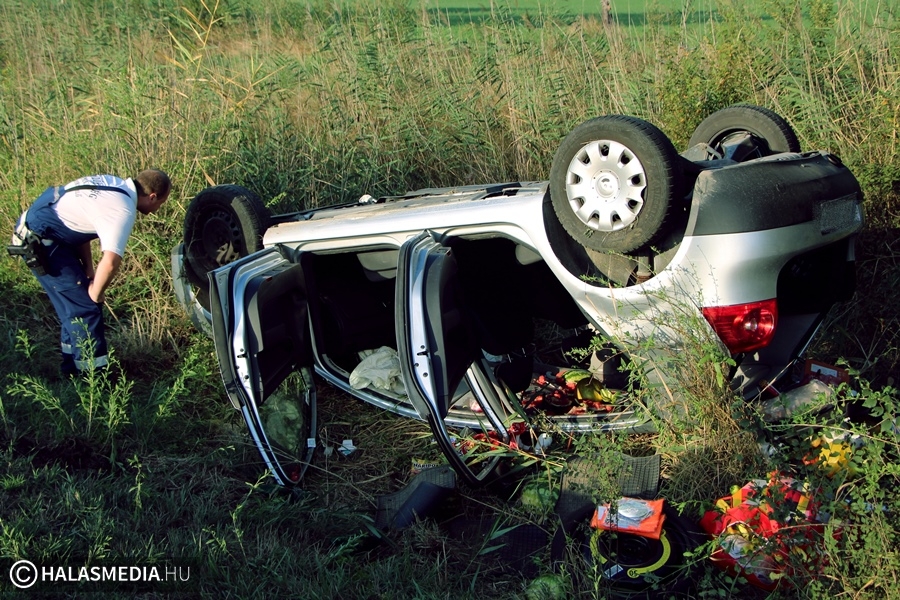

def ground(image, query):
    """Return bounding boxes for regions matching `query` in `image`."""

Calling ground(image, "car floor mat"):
[375,465,457,530]
[555,453,661,518]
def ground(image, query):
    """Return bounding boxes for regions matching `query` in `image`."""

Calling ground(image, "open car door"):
[208,246,317,486]
[396,232,517,486]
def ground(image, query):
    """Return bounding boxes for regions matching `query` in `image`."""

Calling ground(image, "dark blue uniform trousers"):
[35,242,108,374]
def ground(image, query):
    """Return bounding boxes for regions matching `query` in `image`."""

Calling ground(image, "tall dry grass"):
[2,1,896,205]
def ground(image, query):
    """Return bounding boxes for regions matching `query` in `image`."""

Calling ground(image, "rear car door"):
[396,232,516,485]
[208,246,317,486]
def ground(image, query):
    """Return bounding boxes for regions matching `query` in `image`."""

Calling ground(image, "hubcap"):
[565,139,646,232]
[595,171,620,198]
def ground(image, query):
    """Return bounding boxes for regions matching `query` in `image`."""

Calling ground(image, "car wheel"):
[551,503,705,598]
[688,104,801,161]
[183,185,270,307]
[550,116,684,253]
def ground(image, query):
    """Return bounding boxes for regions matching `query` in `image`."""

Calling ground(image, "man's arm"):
[88,250,123,304]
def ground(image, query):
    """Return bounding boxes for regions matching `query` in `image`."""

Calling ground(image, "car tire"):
[183,185,270,307]
[688,104,801,159]
[550,116,684,254]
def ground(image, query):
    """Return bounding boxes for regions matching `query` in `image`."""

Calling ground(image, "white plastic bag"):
[761,379,834,422]
[349,346,407,396]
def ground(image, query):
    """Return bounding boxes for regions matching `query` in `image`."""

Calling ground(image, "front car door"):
[208,246,317,486]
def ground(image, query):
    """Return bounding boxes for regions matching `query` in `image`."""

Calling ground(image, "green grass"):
[0,0,898,597]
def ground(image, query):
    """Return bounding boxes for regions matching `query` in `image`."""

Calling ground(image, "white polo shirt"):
[56,175,139,256]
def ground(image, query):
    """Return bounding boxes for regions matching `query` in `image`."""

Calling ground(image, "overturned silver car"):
[172,105,863,485]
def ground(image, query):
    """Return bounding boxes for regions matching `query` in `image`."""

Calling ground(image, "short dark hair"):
[135,169,171,198]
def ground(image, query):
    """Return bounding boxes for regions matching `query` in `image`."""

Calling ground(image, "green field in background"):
[424,0,704,20]
[416,0,717,26]
[413,0,880,27]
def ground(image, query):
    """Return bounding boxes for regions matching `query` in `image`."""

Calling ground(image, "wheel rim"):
[195,208,243,272]
[565,139,647,233]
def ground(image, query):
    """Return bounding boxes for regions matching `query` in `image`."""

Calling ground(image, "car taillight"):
[702,299,778,354]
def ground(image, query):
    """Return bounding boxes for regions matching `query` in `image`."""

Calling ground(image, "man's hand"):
[88,250,122,304]
[88,279,105,304]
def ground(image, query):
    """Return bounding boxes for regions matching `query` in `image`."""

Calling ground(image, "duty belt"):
[7,211,50,275]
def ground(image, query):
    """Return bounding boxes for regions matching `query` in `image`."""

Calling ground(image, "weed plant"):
[0,0,897,598]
